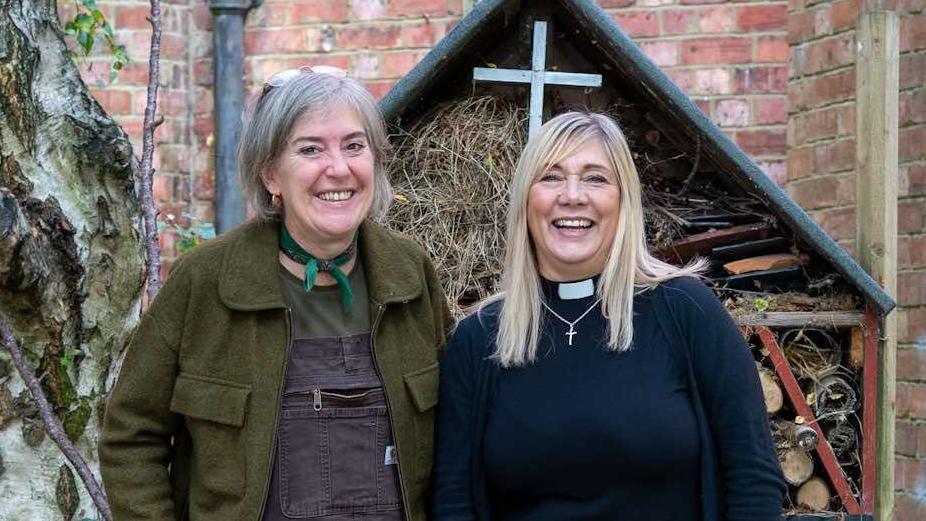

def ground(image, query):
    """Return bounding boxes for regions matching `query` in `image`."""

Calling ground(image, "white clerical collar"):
[557,278,595,300]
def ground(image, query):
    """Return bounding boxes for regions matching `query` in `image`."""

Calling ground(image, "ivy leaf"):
[73,13,94,31]
[76,30,93,55]
[80,0,98,10]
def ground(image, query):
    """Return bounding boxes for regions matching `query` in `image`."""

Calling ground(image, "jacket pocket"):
[170,372,251,426]
[403,362,439,413]
[169,373,251,501]
[403,363,439,483]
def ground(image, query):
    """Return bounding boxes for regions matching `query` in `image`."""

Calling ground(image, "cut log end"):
[780,448,814,486]
[758,366,784,414]
[796,476,831,511]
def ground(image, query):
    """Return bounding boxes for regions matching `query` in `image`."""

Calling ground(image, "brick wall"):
[66,0,924,517]
[786,0,926,518]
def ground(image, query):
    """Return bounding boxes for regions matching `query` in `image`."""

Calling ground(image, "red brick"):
[896,420,919,456]
[245,28,321,54]
[757,160,787,185]
[690,68,735,94]
[681,0,726,4]
[698,7,736,33]
[788,11,814,43]
[756,36,789,63]
[897,235,926,268]
[338,24,401,50]
[90,89,133,115]
[787,146,814,180]
[811,206,856,239]
[152,175,172,202]
[351,0,386,20]
[898,345,926,380]
[192,3,212,31]
[790,69,855,111]
[363,80,395,99]
[290,0,350,23]
[387,0,461,18]
[662,9,698,35]
[898,458,926,491]
[734,66,788,93]
[399,20,447,47]
[714,98,749,127]
[896,492,926,521]
[813,138,855,173]
[898,306,926,343]
[900,199,926,233]
[903,163,926,196]
[682,37,753,64]
[735,128,787,156]
[788,174,853,209]
[901,90,926,126]
[640,41,680,66]
[831,0,859,32]
[612,11,660,38]
[738,4,787,32]
[901,125,926,162]
[755,97,788,125]
[115,6,154,29]
[899,272,926,306]
[897,382,926,417]
[797,33,855,75]
[900,51,926,91]
[194,173,214,200]
[791,105,841,144]
[379,50,426,78]
[246,4,290,28]
[901,15,926,52]
[598,0,635,6]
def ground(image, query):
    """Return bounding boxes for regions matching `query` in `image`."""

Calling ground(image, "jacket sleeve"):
[99,270,189,521]
[668,278,786,521]
[432,316,481,520]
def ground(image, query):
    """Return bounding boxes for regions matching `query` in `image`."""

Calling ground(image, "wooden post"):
[855,10,899,520]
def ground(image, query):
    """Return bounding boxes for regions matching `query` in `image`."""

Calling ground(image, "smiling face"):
[262,103,374,256]
[526,138,621,281]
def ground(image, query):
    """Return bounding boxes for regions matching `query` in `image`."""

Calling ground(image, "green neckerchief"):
[279,224,356,312]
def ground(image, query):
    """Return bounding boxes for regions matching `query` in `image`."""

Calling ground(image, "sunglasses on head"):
[263,65,348,89]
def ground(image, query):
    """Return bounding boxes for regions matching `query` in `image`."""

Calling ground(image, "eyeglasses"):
[264,65,348,89]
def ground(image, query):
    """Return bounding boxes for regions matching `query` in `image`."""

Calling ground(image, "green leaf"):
[91,9,105,25]
[80,0,98,10]
[754,297,770,313]
[76,30,93,55]
[73,12,94,31]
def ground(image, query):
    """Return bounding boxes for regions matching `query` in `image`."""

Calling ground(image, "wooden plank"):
[862,306,880,515]
[756,327,862,514]
[850,327,865,369]
[735,312,865,327]
[856,10,899,520]
[655,223,772,264]
[723,253,805,275]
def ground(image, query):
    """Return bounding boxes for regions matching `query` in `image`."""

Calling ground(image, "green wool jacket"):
[99,219,453,521]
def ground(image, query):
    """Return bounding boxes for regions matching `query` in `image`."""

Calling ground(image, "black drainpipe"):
[209,0,260,233]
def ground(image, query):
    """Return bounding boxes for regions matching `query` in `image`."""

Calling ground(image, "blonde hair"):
[490,111,705,368]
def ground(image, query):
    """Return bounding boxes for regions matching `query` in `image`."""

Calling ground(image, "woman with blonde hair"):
[432,112,784,521]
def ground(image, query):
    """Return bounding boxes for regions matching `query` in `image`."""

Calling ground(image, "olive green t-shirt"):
[278,260,371,338]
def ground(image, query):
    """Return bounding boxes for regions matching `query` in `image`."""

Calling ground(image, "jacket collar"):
[219,219,422,310]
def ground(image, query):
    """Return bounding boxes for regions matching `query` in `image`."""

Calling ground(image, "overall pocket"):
[278,388,400,518]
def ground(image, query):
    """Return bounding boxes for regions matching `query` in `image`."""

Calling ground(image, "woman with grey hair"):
[432,111,784,520]
[100,66,452,521]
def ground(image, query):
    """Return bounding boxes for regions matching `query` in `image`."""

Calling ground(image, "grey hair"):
[487,111,706,368]
[238,72,393,221]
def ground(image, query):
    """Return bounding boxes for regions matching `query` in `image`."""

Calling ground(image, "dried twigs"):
[0,316,114,521]
[138,0,164,300]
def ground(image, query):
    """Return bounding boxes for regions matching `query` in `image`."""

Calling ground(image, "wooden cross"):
[473,21,603,137]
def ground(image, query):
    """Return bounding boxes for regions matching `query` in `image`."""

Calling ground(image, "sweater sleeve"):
[665,278,786,521]
[432,313,485,520]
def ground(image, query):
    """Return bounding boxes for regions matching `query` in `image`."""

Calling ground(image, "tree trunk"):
[0,1,145,519]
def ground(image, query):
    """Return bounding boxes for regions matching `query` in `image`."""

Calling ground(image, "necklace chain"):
[541,298,602,347]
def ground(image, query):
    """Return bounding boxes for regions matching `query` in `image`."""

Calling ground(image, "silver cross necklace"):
[541,298,602,346]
